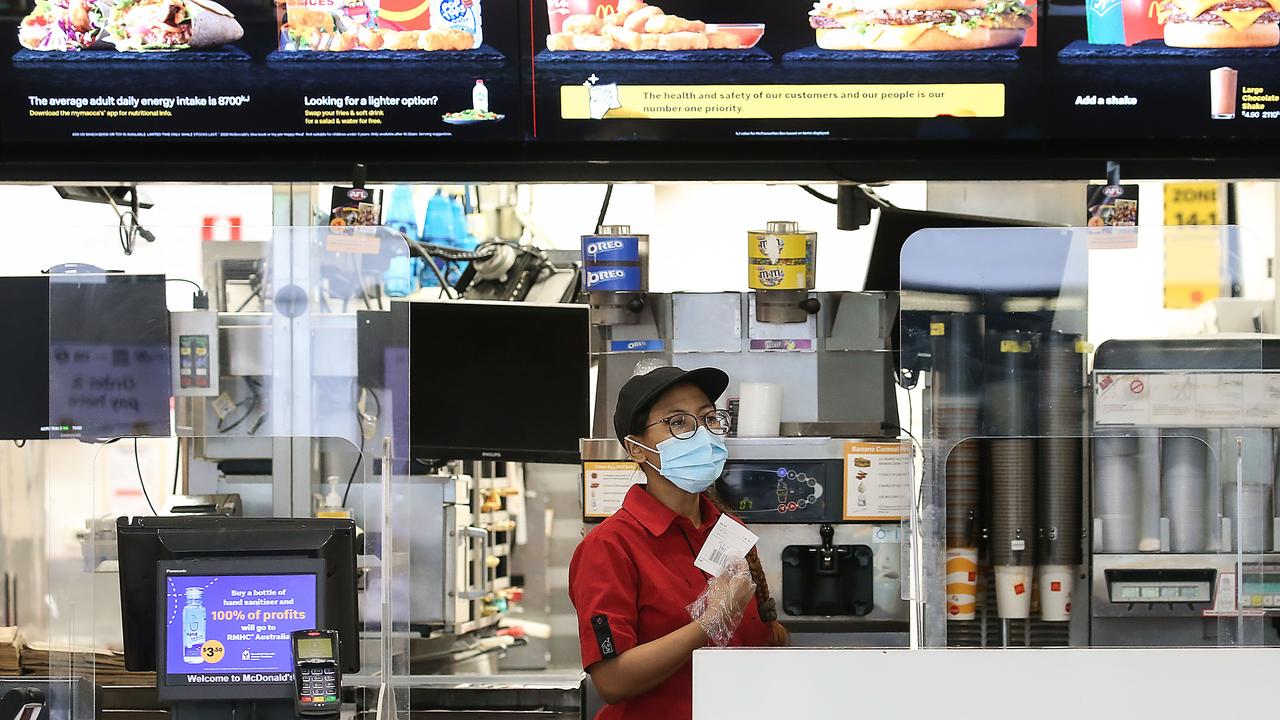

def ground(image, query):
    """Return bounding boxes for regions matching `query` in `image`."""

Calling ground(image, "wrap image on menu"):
[19,0,244,51]
[277,0,483,51]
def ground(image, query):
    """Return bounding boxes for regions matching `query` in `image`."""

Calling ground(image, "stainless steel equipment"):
[1090,337,1280,647]
[161,494,242,516]
[346,466,519,638]
[589,291,899,441]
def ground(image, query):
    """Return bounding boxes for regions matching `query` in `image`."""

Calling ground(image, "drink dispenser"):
[747,221,817,324]
[581,225,649,326]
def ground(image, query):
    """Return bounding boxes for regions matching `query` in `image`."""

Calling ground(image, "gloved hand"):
[687,558,756,647]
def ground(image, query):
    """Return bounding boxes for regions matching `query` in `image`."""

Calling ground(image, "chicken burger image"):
[808,0,1033,51]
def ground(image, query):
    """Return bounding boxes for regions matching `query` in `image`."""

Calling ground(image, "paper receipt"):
[694,515,760,577]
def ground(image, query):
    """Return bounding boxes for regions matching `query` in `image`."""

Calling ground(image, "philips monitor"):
[407,299,590,464]
[116,515,359,701]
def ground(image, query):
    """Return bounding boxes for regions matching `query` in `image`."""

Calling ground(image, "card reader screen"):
[296,638,334,660]
[163,574,318,683]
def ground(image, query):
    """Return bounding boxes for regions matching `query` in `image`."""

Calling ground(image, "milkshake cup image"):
[1210,67,1238,120]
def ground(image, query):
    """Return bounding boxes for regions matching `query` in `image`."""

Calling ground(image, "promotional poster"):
[530,0,1044,141]
[163,573,318,684]
[3,0,521,141]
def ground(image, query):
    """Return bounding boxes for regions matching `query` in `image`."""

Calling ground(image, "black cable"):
[342,386,378,508]
[13,440,24,448]
[595,184,614,233]
[407,242,455,296]
[418,243,498,262]
[217,379,262,433]
[172,437,182,495]
[133,439,159,516]
[799,185,838,205]
[118,212,138,256]
[165,278,204,293]
[234,288,261,313]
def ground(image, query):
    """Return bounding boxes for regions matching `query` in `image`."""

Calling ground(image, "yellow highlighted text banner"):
[562,83,1005,120]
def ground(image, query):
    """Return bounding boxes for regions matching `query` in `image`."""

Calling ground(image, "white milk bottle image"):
[182,587,206,664]
[473,79,489,113]
[431,0,483,48]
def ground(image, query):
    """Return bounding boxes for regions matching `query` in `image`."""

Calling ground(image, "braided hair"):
[705,489,791,648]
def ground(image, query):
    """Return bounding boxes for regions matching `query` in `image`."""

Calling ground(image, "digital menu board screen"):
[2,0,522,141]
[0,0,1278,167]
[529,0,1044,142]
[1049,0,1280,142]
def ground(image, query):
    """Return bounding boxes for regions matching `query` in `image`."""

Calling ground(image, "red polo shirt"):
[569,485,773,720]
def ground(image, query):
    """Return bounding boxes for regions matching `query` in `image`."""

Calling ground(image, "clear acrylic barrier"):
[901,226,1276,649]
[25,225,413,720]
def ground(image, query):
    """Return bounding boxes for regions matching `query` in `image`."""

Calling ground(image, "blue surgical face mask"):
[629,427,728,494]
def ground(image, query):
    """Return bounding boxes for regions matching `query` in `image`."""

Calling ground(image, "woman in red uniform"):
[569,366,788,720]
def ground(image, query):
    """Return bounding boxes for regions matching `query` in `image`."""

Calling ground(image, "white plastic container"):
[472,79,489,113]
[737,382,782,438]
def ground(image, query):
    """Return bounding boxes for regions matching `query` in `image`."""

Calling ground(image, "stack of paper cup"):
[1095,452,1140,552]
[737,382,782,437]
[1162,431,1210,553]
[994,565,1032,619]
[1037,565,1074,622]
[1224,482,1273,552]
[946,547,979,621]
[1138,430,1163,552]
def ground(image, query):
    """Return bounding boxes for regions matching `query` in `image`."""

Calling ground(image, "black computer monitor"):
[117,517,359,702]
[0,273,171,441]
[407,300,590,464]
[49,273,172,440]
[0,277,51,440]
[863,206,1053,294]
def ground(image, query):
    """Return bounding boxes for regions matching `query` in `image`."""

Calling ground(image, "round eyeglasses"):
[643,409,732,440]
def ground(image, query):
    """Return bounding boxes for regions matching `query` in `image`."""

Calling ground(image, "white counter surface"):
[694,646,1278,719]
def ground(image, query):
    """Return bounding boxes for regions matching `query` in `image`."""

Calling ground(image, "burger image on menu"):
[1152,0,1280,47]
[807,0,1033,50]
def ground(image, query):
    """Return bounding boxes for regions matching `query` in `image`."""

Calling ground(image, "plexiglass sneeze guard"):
[26,226,414,720]
[902,225,1276,650]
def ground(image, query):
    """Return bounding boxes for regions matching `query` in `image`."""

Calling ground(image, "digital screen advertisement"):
[1,0,521,142]
[0,0,1275,152]
[1050,0,1280,140]
[163,573,317,685]
[530,0,1044,141]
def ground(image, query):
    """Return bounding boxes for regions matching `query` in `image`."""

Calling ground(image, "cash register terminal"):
[116,517,359,720]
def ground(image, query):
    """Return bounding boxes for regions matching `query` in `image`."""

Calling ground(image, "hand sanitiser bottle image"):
[182,587,206,664]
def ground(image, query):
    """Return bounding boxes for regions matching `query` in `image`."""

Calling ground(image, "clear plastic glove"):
[687,558,756,647]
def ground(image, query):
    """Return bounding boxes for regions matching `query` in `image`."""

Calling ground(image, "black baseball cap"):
[613,366,730,443]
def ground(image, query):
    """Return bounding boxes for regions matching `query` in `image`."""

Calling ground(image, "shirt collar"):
[621,484,723,537]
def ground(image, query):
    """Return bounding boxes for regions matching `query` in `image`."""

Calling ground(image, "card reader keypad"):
[300,668,338,703]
